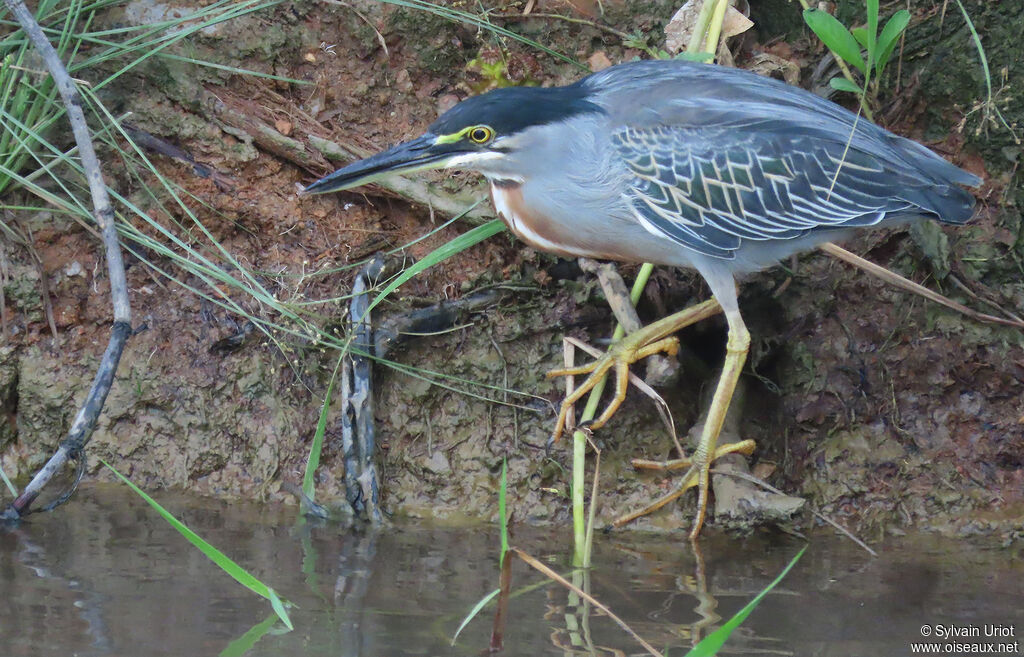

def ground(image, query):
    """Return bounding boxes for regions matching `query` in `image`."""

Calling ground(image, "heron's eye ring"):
[468,126,494,144]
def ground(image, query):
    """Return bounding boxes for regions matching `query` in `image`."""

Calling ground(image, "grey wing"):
[612,126,917,260]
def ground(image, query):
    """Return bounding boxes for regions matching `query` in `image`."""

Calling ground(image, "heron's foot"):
[545,297,724,443]
[614,439,756,537]
[546,332,681,442]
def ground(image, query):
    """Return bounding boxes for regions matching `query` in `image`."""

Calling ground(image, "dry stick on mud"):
[1,0,132,520]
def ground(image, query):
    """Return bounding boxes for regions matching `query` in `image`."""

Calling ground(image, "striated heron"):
[304,59,979,538]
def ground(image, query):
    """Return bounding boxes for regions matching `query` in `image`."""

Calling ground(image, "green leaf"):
[876,10,911,75]
[866,0,880,57]
[851,26,870,50]
[829,76,864,94]
[101,459,293,628]
[685,546,807,657]
[803,9,866,73]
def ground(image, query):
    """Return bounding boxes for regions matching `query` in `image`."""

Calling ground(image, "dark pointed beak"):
[303,134,463,194]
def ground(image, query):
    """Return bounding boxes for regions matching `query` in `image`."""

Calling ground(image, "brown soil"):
[1,0,1021,541]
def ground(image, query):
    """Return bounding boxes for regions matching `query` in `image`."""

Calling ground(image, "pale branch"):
[2,0,132,520]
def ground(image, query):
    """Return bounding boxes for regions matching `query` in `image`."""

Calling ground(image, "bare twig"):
[13,221,59,339]
[708,467,878,557]
[820,242,1024,329]
[487,11,632,41]
[947,273,1024,324]
[2,0,132,520]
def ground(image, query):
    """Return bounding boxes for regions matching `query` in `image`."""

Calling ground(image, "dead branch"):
[1,0,132,520]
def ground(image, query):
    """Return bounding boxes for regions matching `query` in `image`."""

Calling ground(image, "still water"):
[1,484,1020,656]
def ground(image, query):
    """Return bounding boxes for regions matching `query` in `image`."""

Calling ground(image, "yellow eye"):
[467,125,494,144]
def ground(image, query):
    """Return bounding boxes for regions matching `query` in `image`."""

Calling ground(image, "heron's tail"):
[916,184,978,225]
[892,138,980,225]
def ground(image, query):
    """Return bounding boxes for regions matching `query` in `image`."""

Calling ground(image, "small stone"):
[587,51,612,72]
[437,94,460,114]
[64,261,83,277]
[423,450,451,475]
[395,68,414,93]
[275,119,293,136]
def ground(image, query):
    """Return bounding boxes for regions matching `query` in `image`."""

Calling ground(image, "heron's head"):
[302,84,603,194]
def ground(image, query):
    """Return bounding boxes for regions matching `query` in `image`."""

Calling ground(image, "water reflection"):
[1,484,1020,657]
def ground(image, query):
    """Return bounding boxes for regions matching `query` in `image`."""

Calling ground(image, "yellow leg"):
[688,309,750,539]
[547,297,723,442]
[610,306,752,539]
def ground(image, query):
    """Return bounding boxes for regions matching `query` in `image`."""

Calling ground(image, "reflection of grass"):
[513,544,808,657]
[450,458,508,645]
[219,613,280,657]
[684,546,806,656]
[458,459,808,656]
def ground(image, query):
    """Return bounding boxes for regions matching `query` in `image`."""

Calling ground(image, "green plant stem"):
[704,0,730,58]
[685,0,718,54]
[571,263,654,565]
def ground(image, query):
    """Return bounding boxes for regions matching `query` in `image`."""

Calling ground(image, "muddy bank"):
[1,0,1022,540]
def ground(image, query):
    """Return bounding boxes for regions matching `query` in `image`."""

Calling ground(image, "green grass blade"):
[100,459,293,627]
[952,0,993,108]
[866,0,879,64]
[89,0,282,91]
[365,218,506,316]
[154,52,309,84]
[951,0,1013,135]
[0,463,17,497]
[378,0,585,70]
[303,352,344,500]
[499,458,508,564]
[685,545,807,657]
